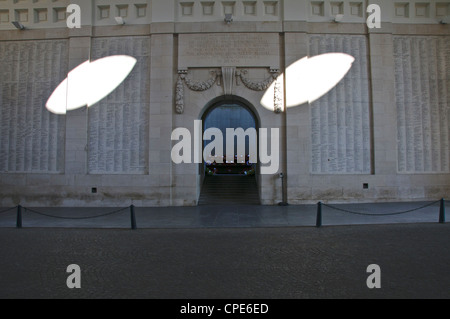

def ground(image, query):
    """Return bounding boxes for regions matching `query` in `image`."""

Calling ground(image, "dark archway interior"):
[203,104,257,175]
[198,101,260,206]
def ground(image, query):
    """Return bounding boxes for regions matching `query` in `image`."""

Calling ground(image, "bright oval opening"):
[261,53,355,111]
[46,55,137,115]
[86,55,137,106]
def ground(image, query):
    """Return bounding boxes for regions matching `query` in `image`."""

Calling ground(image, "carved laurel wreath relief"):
[175,68,282,114]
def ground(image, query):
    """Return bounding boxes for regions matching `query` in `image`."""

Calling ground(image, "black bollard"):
[439,198,446,224]
[130,205,137,230]
[278,173,288,206]
[16,205,22,229]
[316,202,322,228]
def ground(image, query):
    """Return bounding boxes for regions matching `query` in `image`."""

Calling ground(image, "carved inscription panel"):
[178,33,280,69]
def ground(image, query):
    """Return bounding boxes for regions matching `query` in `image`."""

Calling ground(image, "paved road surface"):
[0,223,449,299]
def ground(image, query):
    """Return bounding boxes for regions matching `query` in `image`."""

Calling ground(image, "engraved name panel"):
[394,36,450,173]
[88,36,149,174]
[309,35,371,174]
[0,40,67,173]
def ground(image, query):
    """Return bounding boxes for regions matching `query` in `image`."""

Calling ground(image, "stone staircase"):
[198,175,260,206]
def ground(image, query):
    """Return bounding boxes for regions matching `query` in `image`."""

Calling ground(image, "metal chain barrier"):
[316,199,446,227]
[2,200,445,229]
[23,206,130,220]
[322,200,441,217]
[0,206,18,215]
[6,205,138,230]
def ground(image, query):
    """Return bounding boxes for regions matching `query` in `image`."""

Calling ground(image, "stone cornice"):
[0,22,448,41]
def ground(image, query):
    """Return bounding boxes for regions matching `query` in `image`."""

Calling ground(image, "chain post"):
[439,198,446,224]
[16,205,22,229]
[130,205,137,230]
[316,202,322,228]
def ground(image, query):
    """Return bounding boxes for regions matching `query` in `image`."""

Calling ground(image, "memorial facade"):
[0,0,449,207]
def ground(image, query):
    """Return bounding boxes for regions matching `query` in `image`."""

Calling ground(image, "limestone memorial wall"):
[0,0,449,207]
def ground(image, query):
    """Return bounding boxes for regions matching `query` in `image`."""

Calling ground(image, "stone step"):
[199,175,260,206]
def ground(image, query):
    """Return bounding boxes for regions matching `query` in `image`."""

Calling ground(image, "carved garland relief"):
[175,68,282,114]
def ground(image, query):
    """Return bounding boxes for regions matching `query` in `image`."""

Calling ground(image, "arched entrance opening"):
[198,97,261,206]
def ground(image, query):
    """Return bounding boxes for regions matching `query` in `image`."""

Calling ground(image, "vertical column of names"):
[0,40,67,173]
[394,36,450,173]
[310,34,371,174]
[88,36,149,174]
